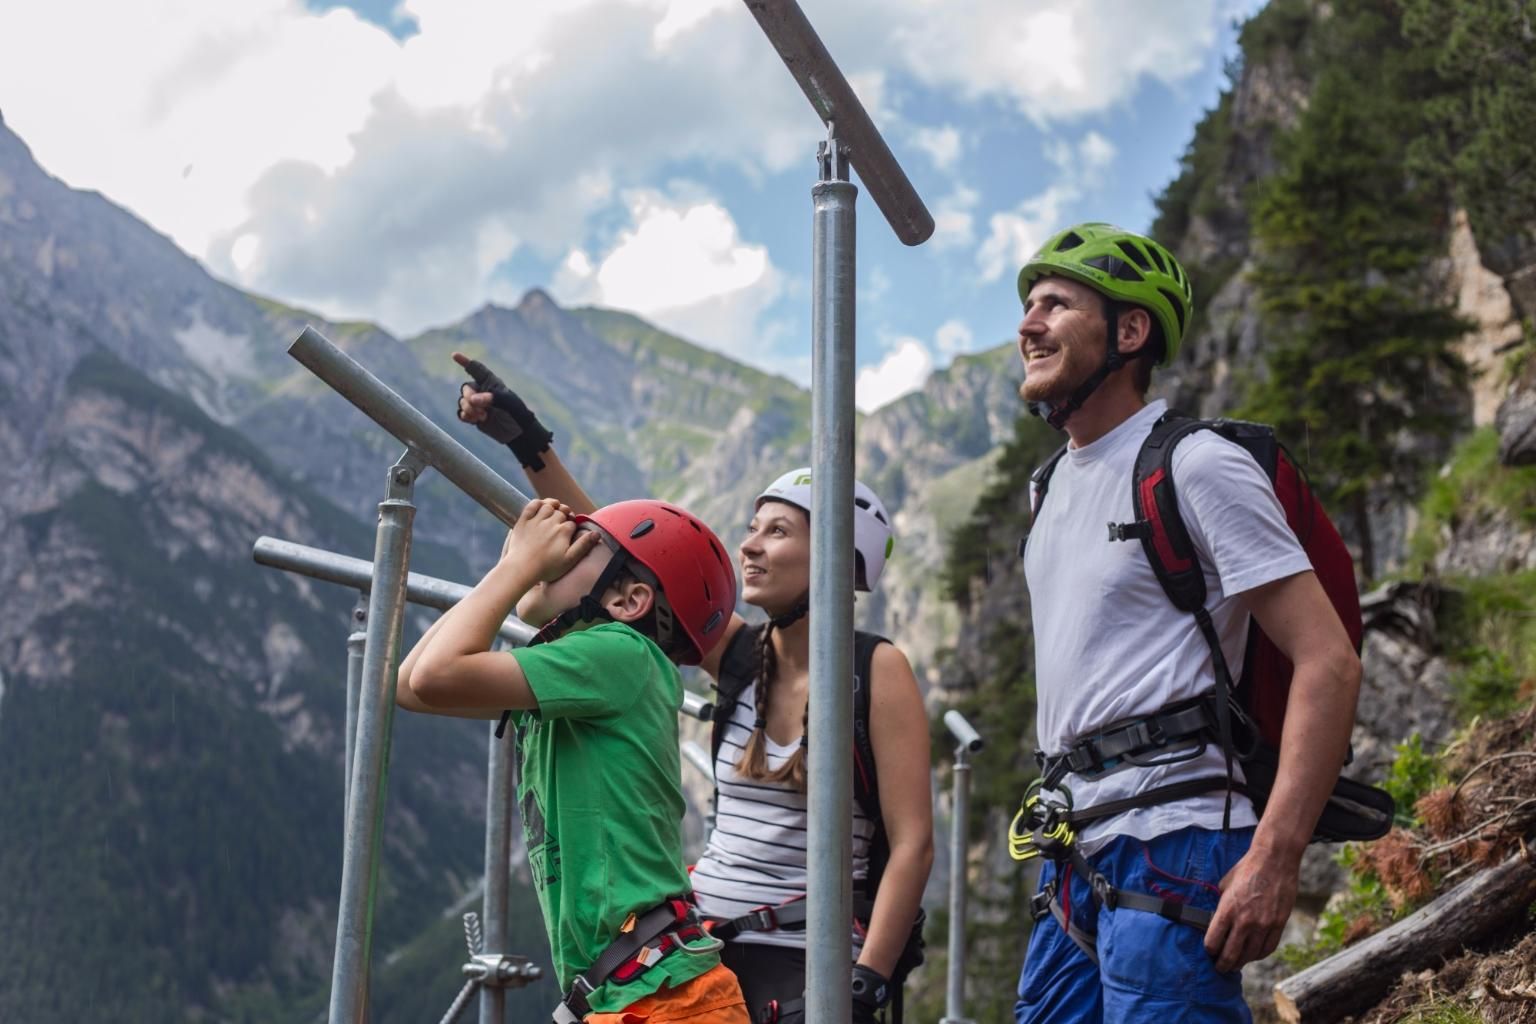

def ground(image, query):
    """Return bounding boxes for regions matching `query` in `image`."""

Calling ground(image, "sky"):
[0,0,1264,411]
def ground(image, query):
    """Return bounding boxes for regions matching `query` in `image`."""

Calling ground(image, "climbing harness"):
[1009,778,1217,964]
[552,897,722,1024]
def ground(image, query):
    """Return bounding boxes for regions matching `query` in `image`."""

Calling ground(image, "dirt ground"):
[1325,702,1536,1023]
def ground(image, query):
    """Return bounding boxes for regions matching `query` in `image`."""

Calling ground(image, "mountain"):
[0,106,1020,1020]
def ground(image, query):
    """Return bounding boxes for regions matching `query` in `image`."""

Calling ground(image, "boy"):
[396,496,748,1023]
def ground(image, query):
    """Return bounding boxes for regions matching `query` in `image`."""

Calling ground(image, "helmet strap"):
[770,596,810,630]
[1028,301,1128,431]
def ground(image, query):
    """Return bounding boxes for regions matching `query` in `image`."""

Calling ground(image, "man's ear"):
[1116,306,1153,358]
[605,579,656,624]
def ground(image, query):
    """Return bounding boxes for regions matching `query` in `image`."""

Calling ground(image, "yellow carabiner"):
[1007,779,1076,862]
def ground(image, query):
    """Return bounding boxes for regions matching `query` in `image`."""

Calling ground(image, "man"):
[1012,223,1362,1022]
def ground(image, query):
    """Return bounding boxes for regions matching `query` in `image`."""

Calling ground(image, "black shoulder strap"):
[710,622,765,766]
[1029,442,1071,521]
[852,630,890,826]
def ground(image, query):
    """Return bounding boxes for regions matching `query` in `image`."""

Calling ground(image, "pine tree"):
[1242,4,1468,581]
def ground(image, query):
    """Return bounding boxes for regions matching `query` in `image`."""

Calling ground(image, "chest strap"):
[553,898,713,1023]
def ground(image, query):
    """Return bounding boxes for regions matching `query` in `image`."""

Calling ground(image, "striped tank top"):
[689,679,875,949]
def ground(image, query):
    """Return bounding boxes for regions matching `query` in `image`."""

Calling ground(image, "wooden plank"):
[1273,849,1536,1023]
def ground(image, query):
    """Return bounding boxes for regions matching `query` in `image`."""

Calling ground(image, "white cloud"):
[930,184,980,250]
[554,189,782,358]
[911,124,963,170]
[935,320,974,358]
[977,184,1075,285]
[887,0,1218,124]
[0,0,1225,343]
[975,130,1120,283]
[856,338,933,413]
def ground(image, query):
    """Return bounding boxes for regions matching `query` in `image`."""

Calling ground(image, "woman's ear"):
[605,579,656,624]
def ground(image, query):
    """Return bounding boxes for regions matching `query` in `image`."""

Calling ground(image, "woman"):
[454,354,934,1021]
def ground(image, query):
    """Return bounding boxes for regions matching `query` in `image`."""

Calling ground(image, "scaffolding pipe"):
[940,710,983,1024]
[344,596,368,830]
[288,326,532,527]
[479,699,514,1024]
[253,536,538,646]
[805,126,858,1024]
[328,449,425,1024]
[680,690,714,722]
[738,0,933,246]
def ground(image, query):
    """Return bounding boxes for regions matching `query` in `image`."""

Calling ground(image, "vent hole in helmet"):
[1055,231,1085,251]
[1085,254,1143,282]
[1157,287,1188,334]
[1147,246,1168,274]
[630,519,655,539]
[1116,240,1152,270]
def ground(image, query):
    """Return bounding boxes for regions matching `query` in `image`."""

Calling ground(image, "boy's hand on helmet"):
[501,499,601,581]
[452,352,555,469]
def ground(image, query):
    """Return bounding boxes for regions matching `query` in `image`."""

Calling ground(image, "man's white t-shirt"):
[1024,399,1313,850]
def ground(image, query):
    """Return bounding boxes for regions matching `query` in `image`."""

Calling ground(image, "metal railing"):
[272,326,543,1024]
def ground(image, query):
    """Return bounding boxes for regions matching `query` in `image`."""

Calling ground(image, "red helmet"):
[575,500,736,665]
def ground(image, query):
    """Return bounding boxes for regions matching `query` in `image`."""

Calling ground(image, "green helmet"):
[1016,222,1193,365]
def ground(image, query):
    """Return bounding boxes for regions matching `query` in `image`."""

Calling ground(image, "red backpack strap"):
[1114,413,1214,613]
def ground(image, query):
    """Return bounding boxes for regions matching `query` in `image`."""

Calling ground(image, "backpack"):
[1030,413,1394,842]
[708,623,926,979]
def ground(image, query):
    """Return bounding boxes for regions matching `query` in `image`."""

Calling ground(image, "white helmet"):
[755,468,894,592]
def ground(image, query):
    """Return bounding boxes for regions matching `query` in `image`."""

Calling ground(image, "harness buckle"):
[1029,887,1055,922]
[1089,872,1117,911]
[746,905,778,932]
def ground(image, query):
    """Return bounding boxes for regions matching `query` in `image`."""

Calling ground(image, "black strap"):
[1064,775,1244,828]
[1031,846,1215,965]
[556,899,693,1021]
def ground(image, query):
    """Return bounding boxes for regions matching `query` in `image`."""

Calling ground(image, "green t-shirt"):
[511,621,718,1013]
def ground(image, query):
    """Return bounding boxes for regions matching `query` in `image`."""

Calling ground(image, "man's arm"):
[1204,568,1362,971]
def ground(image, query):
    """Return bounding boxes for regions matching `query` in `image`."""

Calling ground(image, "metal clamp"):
[464,953,543,988]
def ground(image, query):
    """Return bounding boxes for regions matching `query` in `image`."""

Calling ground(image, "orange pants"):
[585,963,750,1023]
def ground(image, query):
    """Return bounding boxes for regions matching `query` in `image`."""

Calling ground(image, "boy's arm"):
[406,558,541,714]
[405,499,602,715]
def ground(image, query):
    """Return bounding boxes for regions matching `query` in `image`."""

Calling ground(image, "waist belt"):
[553,898,712,1023]
[1036,692,1255,791]
[707,893,876,943]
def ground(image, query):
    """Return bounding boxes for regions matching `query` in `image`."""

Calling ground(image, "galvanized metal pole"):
[288,326,531,527]
[806,121,857,1024]
[252,537,537,647]
[479,672,514,1024]
[328,448,428,1024]
[344,596,368,831]
[941,710,984,1024]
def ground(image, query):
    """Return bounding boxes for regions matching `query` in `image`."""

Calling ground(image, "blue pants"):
[1015,826,1255,1024]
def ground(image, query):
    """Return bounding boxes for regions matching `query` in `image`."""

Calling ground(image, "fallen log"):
[1273,848,1536,1023]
